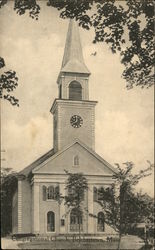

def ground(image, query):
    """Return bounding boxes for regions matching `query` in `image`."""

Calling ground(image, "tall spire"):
[60,19,90,74]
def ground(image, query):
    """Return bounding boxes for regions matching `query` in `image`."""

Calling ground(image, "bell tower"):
[50,19,97,152]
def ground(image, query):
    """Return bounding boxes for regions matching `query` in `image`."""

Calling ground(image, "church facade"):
[12,20,117,237]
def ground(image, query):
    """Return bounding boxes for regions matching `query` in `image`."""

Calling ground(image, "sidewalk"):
[1,238,21,249]
[120,235,145,249]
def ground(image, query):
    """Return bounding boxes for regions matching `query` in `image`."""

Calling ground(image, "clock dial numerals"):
[70,115,83,128]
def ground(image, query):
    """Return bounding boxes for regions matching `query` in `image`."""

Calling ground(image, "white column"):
[59,183,66,234]
[18,180,22,233]
[33,182,40,234]
[87,185,94,233]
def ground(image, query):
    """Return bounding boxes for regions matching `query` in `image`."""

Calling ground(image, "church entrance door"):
[70,208,83,232]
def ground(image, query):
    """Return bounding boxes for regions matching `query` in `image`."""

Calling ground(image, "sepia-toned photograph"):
[0,1,154,249]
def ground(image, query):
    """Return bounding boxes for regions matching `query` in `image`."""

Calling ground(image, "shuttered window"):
[42,185,60,201]
[48,186,55,199]
[93,187,104,201]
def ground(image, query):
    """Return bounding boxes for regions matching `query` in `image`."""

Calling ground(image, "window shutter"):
[55,185,59,200]
[93,187,97,201]
[42,185,47,201]
[98,187,103,201]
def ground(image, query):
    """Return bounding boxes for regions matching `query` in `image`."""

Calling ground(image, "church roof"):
[19,148,55,177]
[19,140,117,178]
[60,19,90,75]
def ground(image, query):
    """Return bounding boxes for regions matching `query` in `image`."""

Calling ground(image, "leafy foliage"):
[14,0,40,20]
[0,0,40,19]
[47,0,154,89]
[64,170,88,241]
[0,57,19,106]
[0,0,7,8]
[1,167,18,236]
[64,170,88,207]
[0,0,154,89]
[128,192,154,224]
[95,161,154,249]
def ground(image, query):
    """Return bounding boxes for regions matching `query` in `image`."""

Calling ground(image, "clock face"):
[70,115,83,128]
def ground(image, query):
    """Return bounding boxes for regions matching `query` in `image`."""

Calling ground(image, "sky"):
[0,1,154,196]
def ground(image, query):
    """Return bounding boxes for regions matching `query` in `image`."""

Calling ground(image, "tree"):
[1,167,18,236]
[0,0,154,89]
[94,161,154,250]
[127,192,154,225]
[64,170,88,243]
[48,0,154,89]
[0,57,19,106]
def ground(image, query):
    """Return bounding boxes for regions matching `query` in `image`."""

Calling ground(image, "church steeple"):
[60,19,90,74]
[51,19,97,152]
[57,19,90,101]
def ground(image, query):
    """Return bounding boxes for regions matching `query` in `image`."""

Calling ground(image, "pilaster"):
[59,183,66,234]
[33,182,40,234]
[87,185,94,233]
[18,180,22,233]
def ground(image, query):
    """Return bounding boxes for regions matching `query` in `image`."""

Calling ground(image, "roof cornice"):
[50,98,98,114]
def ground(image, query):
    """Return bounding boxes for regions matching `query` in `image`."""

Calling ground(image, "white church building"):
[12,19,117,237]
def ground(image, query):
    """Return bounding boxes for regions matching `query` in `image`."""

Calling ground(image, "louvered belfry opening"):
[69,81,82,100]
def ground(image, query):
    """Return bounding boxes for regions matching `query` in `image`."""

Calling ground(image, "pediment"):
[33,141,116,176]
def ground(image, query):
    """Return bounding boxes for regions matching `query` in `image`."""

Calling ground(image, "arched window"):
[47,186,55,199]
[47,211,55,232]
[69,81,82,100]
[74,155,79,166]
[70,208,83,232]
[97,212,105,232]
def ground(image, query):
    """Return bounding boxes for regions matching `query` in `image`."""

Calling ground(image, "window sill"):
[44,199,58,202]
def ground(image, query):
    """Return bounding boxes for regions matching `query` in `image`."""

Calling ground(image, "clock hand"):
[73,119,78,125]
[72,117,77,125]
